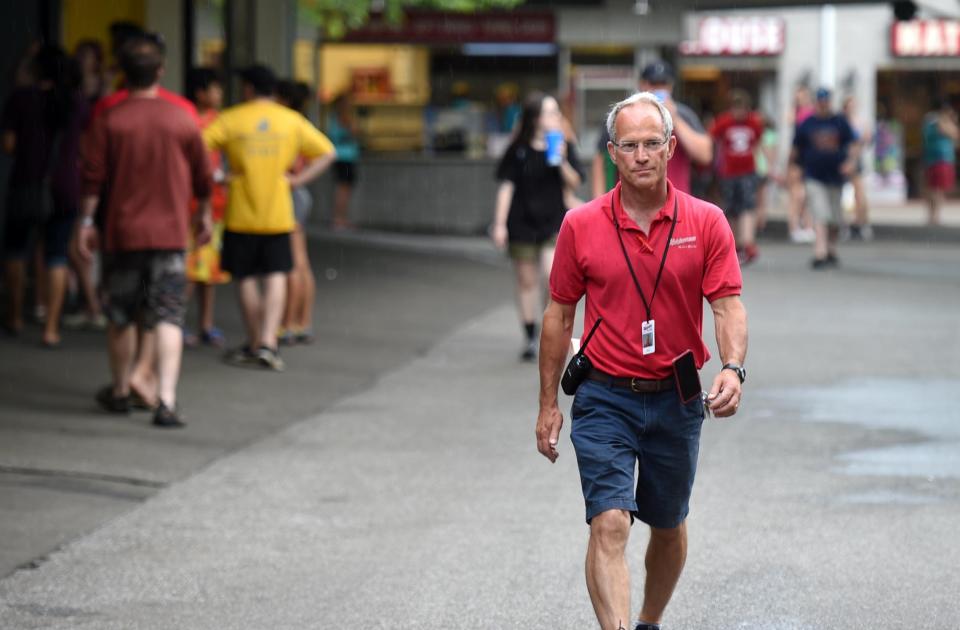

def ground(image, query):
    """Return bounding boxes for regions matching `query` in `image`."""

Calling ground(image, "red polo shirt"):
[550,181,742,379]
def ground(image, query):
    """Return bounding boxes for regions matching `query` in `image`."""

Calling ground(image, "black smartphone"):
[672,350,701,404]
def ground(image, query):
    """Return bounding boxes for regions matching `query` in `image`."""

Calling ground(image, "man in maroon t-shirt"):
[710,89,764,264]
[74,36,211,428]
[537,92,747,630]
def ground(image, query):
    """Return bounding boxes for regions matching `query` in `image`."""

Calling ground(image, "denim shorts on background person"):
[570,379,705,528]
[719,174,758,218]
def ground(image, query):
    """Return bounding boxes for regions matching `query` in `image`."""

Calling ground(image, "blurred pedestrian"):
[922,99,958,226]
[204,65,335,371]
[327,92,359,231]
[842,95,873,240]
[1,45,84,344]
[710,89,764,264]
[74,40,107,104]
[791,87,858,270]
[183,67,230,347]
[74,35,212,427]
[491,91,584,361]
[61,42,107,332]
[786,86,816,243]
[591,61,712,198]
[537,91,747,630]
[753,113,780,233]
[86,31,200,409]
[277,79,323,345]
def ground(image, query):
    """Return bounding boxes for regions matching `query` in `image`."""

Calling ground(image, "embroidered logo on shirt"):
[670,235,698,249]
[257,118,270,132]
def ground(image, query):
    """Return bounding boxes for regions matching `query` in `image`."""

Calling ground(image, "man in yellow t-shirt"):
[203,65,335,371]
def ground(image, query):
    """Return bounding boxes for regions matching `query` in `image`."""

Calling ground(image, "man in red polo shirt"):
[537,92,747,630]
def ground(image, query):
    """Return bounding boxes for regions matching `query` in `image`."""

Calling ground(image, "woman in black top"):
[491,92,583,361]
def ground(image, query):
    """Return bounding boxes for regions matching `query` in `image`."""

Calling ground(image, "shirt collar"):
[606,180,681,232]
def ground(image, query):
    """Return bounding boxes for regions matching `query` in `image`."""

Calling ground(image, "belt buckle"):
[630,378,643,393]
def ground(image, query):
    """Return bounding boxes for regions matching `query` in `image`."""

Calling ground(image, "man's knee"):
[590,509,631,552]
[649,520,686,545]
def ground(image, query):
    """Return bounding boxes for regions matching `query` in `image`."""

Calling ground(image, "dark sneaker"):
[223,345,258,367]
[811,257,831,270]
[256,345,285,371]
[152,403,186,429]
[95,385,130,414]
[520,340,537,362]
[826,252,840,267]
[634,624,660,630]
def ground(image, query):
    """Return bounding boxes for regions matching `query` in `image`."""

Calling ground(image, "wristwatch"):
[722,363,746,384]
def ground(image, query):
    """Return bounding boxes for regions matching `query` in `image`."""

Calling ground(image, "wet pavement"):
[1,230,959,629]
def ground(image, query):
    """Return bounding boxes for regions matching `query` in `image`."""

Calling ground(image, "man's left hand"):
[706,369,742,418]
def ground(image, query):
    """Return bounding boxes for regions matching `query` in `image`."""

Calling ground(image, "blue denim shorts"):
[570,379,705,528]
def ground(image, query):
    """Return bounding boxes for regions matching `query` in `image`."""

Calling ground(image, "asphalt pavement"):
[1,229,959,629]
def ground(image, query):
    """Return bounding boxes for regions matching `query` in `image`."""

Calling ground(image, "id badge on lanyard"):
[641,319,655,355]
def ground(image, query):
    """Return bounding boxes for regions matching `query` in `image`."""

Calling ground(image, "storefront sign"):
[344,11,555,44]
[680,17,785,56]
[891,19,960,57]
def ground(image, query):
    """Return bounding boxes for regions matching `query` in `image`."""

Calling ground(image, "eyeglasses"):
[610,138,668,154]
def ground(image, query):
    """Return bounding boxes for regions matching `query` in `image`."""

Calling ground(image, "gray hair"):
[605,91,674,144]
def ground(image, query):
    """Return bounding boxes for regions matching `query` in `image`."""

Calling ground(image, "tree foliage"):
[299,0,526,39]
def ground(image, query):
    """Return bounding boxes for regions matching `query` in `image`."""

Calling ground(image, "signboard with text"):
[891,19,960,57]
[343,11,555,44]
[680,16,785,56]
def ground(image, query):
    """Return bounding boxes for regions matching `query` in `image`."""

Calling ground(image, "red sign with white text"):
[680,17,785,56]
[343,11,555,44]
[892,20,960,56]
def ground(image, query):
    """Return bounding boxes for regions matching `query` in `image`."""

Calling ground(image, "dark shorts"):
[719,175,758,217]
[570,379,705,528]
[102,250,187,329]
[2,186,74,266]
[333,161,357,185]
[221,230,293,279]
[508,235,557,262]
[926,162,955,191]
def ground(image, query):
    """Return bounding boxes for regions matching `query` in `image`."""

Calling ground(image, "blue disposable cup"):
[546,130,564,166]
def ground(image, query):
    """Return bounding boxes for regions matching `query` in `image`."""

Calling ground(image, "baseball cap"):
[815,87,832,100]
[238,64,277,96]
[641,60,674,84]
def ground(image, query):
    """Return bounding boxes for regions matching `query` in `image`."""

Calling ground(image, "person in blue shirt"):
[327,93,360,230]
[791,87,858,270]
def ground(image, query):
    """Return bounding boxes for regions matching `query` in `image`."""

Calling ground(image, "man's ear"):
[666,134,678,160]
[606,141,617,166]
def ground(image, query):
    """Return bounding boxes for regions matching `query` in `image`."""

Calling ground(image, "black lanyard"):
[612,192,678,322]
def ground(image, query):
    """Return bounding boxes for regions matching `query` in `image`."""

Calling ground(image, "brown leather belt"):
[586,368,673,393]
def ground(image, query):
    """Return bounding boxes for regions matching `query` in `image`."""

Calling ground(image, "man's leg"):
[259,272,286,350]
[237,276,262,349]
[155,321,183,409]
[129,327,158,404]
[42,263,68,345]
[927,188,943,226]
[3,259,26,332]
[638,522,688,625]
[107,323,137,397]
[586,509,633,630]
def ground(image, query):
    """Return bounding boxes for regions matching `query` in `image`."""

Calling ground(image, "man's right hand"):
[72,223,99,263]
[536,403,564,463]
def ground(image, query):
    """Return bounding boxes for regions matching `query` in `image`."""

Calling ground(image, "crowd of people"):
[1,23,337,427]
[493,60,958,358]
